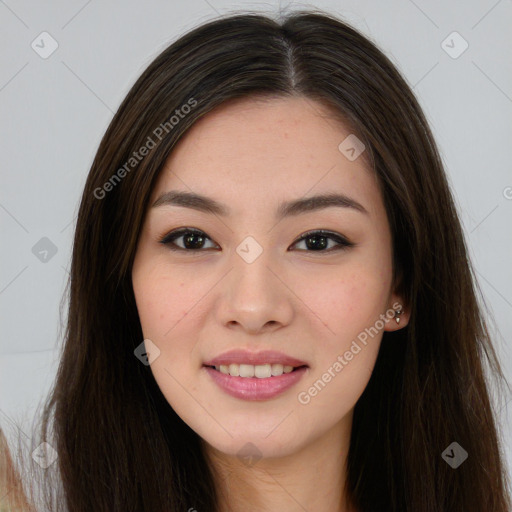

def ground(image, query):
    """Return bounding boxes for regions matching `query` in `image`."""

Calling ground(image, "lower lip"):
[203,366,308,401]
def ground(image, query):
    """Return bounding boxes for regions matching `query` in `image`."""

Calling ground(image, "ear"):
[384,292,410,332]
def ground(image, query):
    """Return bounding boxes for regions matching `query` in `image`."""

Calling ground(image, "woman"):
[2,9,510,512]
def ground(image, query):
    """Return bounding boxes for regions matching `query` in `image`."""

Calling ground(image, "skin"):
[131,95,409,512]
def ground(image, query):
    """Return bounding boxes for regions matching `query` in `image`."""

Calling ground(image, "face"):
[131,95,407,460]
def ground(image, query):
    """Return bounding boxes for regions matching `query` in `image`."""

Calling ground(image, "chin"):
[206,436,299,462]
[195,419,309,462]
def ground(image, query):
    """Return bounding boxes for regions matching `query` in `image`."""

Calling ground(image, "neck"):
[203,412,356,512]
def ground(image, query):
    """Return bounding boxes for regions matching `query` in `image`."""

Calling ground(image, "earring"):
[395,308,403,324]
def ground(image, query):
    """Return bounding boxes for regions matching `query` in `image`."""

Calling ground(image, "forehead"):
[151,95,381,217]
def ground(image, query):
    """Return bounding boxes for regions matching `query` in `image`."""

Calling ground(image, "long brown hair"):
[3,9,511,511]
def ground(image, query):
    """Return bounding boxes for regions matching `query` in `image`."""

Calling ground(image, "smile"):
[211,363,301,378]
[203,364,308,400]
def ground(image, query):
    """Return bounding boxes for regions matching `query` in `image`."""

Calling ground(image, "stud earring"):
[395,308,403,324]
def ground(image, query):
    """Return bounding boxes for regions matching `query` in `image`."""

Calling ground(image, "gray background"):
[1,0,511,484]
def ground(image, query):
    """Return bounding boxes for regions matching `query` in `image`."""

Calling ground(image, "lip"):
[203,349,308,367]
[204,365,308,401]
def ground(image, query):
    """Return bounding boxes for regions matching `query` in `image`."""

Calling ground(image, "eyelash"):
[158,228,355,254]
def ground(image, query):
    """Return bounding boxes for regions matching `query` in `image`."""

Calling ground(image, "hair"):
[2,8,510,512]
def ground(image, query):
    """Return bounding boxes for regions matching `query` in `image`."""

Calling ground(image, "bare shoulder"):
[0,427,34,512]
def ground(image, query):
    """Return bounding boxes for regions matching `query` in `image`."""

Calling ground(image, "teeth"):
[239,364,254,378]
[255,364,271,378]
[214,363,297,378]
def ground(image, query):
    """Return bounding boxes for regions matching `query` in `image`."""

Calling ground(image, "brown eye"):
[160,228,219,251]
[159,228,354,254]
[291,230,354,252]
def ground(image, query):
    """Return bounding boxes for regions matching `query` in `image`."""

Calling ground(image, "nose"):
[216,248,294,335]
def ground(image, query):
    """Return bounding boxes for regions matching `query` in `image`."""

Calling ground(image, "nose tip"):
[227,318,280,335]
[218,257,293,334]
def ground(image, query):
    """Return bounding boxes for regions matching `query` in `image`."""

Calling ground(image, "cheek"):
[132,268,199,397]
[299,267,390,388]
[132,263,195,339]
[296,270,388,412]
[300,265,391,341]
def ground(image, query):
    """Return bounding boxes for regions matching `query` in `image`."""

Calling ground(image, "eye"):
[159,228,219,251]
[159,228,354,253]
[290,230,354,252]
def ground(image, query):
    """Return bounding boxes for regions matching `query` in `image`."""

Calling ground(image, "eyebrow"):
[151,190,368,218]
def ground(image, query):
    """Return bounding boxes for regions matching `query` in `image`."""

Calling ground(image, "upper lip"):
[203,349,308,367]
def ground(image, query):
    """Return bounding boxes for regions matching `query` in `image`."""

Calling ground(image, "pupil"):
[184,232,204,249]
[306,235,327,250]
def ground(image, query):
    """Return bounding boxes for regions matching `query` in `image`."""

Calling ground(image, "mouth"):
[203,363,308,378]
[202,362,309,401]
[202,350,309,400]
